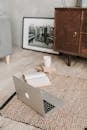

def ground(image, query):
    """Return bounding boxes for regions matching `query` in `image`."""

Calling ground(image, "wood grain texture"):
[54,8,87,57]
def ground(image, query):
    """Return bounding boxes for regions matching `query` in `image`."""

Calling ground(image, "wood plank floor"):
[0,47,87,130]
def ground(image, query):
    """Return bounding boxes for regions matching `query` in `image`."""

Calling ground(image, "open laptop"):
[13,76,63,116]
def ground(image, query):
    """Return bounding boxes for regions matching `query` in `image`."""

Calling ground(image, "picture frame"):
[76,0,82,7]
[22,17,58,54]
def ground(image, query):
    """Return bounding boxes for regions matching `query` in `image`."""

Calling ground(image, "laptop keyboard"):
[43,100,55,113]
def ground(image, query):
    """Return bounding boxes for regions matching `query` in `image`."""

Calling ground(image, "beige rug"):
[0,80,16,109]
[1,74,87,130]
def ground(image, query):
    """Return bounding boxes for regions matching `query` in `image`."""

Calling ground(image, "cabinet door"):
[80,10,87,56]
[54,8,81,54]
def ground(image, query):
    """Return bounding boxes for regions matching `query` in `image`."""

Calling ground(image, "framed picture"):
[22,17,58,54]
[76,0,82,7]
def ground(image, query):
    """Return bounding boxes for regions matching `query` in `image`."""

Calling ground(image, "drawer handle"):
[73,32,77,38]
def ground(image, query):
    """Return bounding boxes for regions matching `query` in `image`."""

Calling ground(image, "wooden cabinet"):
[54,8,87,61]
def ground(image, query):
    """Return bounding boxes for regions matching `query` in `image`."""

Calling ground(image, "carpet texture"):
[0,82,15,109]
[1,74,87,130]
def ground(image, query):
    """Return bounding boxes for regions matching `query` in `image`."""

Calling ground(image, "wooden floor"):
[0,47,87,130]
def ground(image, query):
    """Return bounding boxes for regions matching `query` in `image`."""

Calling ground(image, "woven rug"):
[0,79,16,109]
[1,74,87,130]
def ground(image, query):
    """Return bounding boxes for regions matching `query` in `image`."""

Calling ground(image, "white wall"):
[82,0,87,7]
[0,0,12,15]
[12,0,63,47]
[0,0,77,47]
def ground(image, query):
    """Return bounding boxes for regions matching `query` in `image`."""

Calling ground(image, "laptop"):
[13,76,63,116]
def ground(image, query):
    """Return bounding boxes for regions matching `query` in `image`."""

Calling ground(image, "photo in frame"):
[22,17,58,54]
[76,0,82,7]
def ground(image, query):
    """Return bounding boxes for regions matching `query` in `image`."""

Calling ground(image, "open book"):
[23,72,51,87]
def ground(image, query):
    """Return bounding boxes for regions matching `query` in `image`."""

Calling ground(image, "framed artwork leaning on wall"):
[22,17,58,54]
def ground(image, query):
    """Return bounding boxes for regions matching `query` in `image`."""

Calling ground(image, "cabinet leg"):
[58,52,62,56]
[5,55,10,64]
[67,55,71,66]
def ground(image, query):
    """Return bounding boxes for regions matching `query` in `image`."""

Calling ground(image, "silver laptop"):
[13,76,63,116]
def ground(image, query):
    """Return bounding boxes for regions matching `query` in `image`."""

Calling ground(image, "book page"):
[23,72,51,87]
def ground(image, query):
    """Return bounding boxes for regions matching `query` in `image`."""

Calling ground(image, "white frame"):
[22,17,58,54]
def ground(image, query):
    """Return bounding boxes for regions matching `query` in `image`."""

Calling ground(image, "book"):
[23,72,51,87]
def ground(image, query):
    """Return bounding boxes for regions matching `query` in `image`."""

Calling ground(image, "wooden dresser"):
[54,8,87,65]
